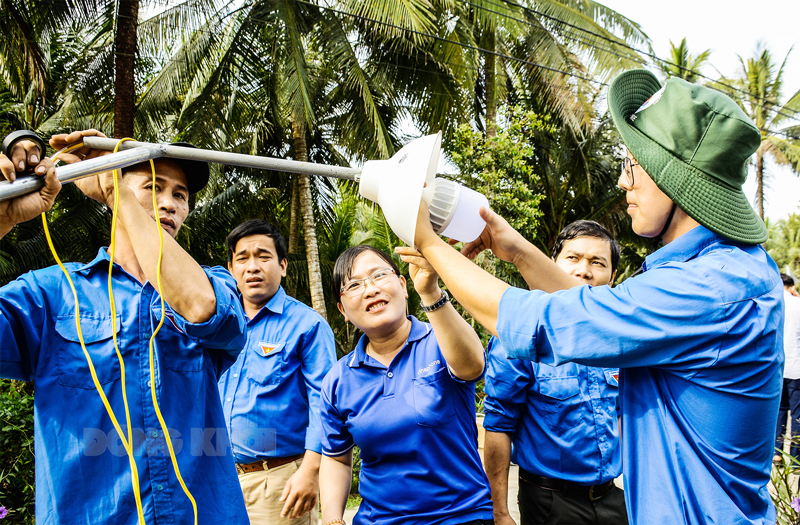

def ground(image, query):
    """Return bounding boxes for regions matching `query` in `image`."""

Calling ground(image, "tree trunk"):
[286,177,300,297]
[114,0,139,139]
[756,151,764,220]
[292,120,328,320]
[484,31,497,140]
[289,177,300,254]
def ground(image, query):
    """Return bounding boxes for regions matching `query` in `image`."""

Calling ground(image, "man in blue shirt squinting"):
[484,220,626,525]
[0,129,249,524]
[414,70,784,524]
[218,219,336,525]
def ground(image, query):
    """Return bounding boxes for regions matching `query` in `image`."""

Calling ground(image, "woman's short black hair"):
[333,245,401,304]
[783,273,796,288]
[551,220,621,273]
[226,219,287,264]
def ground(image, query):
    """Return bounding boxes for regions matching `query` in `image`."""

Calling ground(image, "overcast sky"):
[601,0,800,220]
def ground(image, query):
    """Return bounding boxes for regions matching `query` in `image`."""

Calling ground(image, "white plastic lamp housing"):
[359,133,441,248]
[422,179,490,243]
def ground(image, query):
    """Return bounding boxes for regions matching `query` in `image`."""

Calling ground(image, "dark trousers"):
[518,476,628,525]
[775,378,800,460]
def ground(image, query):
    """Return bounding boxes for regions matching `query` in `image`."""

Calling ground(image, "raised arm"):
[414,205,578,337]
[49,129,216,323]
[396,246,485,380]
[0,138,60,239]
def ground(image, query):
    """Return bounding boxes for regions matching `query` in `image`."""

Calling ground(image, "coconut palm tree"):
[719,43,800,219]
[134,0,407,319]
[659,38,710,83]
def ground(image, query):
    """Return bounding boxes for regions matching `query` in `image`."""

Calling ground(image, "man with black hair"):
[218,219,336,525]
[484,220,626,525]
[0,129,249,524]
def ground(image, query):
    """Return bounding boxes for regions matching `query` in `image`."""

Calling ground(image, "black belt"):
[519,468,615,502]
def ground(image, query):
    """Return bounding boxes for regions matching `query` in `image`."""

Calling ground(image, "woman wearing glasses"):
[318,245,493,525]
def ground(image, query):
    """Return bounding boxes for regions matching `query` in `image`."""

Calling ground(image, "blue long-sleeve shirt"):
[497,226,784,525]
[218,285,336,461]
[484,337,621,485]
[0,248,249,525]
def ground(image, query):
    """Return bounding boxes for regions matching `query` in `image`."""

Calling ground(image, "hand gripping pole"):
[0,139,361,203]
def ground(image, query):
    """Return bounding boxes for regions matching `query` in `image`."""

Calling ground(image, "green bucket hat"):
[608,69,767,244]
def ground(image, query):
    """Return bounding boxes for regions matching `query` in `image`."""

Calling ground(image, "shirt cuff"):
[497,287,545,362]
[304,431,323,454]
[178,268,242,339]
[483,412,517,433]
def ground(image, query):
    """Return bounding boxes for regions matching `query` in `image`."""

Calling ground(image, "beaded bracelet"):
[324,519,346,525]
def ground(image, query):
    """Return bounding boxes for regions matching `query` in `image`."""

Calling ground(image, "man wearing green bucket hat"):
[408,69,784,524]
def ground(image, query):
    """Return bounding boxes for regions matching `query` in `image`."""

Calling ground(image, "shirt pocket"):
[534,375,581,432]
[245,341,285,387]
[55,315,122,389]
[412,367,455,427]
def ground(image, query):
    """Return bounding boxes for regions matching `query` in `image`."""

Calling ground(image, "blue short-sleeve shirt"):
[496,226,784,525]
[218,286,336,461]
[0,248,249,525]
[484,337,621,485]
[320,316,493,525]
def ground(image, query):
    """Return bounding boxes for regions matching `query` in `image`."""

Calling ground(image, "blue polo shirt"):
[0,248,249,525]
[484,337,621,485]
[218,285,335,462]
[320,316,494,525]
[497,226,784,524]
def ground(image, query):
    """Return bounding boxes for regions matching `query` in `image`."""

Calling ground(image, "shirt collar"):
[247,286,286,323]
[643,225,724,271]
[348,315,428,368]
[75,247,114,274]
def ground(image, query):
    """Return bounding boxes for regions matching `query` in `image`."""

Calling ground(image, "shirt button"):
[387,372,394,378]
[233,374,238,378]
[226,398,231,402]
[146,380,152,387]
[157,484,164,491]
[150,430,159,438]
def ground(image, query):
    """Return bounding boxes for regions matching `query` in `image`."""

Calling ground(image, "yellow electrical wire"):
[44,141,146,525]
[43,140,199,525]
[145,157,199,525]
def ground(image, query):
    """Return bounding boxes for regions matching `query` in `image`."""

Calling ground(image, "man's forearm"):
[417,235,509,337]
[513,243,580,292]
[484,430,514,517]
[117,192,216,323]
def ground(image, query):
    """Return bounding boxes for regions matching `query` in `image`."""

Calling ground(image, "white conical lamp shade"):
[358,133,441,248]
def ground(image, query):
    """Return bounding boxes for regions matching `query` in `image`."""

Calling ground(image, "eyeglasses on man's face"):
[621,157,640,187]
[340,268,396,298]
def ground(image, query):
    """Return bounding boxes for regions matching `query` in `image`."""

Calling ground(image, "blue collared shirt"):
[497,226,784,525]
[320,316,494,525]
[484,337,621,485]
[218,285,335,462]
[0,248,249,525]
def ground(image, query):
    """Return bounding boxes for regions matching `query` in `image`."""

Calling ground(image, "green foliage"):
[350,445,362,494]
[0,379,35,524]
[450,109,547,240]
[771,443,800,525]
[767,213,800,277]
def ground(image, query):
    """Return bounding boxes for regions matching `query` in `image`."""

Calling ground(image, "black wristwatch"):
[420,290,450,312]
[1,130,46,158]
